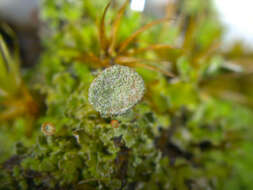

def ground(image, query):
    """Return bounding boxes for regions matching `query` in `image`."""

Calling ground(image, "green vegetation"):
[0,0,253,190]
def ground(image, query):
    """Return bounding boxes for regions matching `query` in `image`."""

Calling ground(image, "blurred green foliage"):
[0,0,253,190]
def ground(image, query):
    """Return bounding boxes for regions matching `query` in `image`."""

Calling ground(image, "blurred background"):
[1,0,253,68]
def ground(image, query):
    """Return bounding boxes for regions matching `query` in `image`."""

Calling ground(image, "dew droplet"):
[41,122,56,136]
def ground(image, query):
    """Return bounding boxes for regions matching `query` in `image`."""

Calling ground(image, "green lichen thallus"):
[88,65,145,117]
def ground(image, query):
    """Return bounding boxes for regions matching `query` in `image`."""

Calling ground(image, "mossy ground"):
[1,0,253,190]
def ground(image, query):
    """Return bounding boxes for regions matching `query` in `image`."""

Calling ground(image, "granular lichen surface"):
[88,65,145,116]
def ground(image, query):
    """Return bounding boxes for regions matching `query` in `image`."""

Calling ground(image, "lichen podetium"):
[88,65,145,116]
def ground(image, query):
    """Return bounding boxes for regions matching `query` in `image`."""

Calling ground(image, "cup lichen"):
[88,65,145,116]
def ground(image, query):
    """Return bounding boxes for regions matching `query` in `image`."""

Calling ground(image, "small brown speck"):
[111,120,119,128]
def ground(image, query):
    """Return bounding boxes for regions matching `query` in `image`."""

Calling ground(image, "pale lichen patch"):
[88,65,145,116]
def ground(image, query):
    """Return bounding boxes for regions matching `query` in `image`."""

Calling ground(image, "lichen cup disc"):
[88,65,145,116]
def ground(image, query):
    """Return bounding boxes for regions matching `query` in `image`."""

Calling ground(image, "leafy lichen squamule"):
[88,65,145,116]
